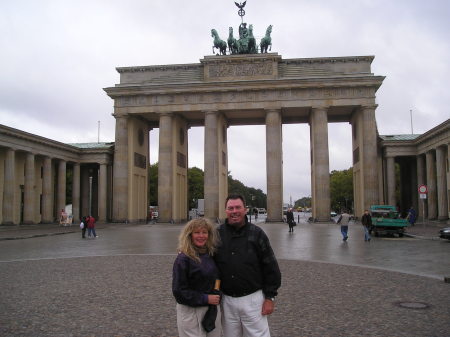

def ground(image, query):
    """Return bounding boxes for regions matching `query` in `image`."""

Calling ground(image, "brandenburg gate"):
[104,53,384,223]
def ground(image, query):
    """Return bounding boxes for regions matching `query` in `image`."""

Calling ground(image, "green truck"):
[369,205,409,237]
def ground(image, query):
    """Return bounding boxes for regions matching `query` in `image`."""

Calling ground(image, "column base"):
[265,218,284,223]
[111,218,128,224]
[312,217,332,222]
[1,221,16,226]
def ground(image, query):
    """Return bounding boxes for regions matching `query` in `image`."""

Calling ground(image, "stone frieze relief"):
[116,87,375,107]
[208,62,273,78]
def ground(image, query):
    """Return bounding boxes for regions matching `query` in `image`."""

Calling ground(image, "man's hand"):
[207,294,221,305]
[261,298,275,315]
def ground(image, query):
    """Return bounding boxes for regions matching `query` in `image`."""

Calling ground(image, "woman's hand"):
[207,294,221,305]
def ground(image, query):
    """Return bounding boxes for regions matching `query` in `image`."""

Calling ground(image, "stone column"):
[112,115,129,222]
[72,163,80,222]
[416,154,426,218]
[158,113,174,222]
[23,152,36,224]
[409,158,418,212]
[425,150,437,219]
[436,146,448,220]
[386,156,396,206]
[204,111,219,220]
[266,109,283,222]
[361,105,379,209]
[2,148,15,224]
[57,160,66,218]
[81,166,90,217]
[309,107,330,221]
[98,163,108,222]
[41,157,53,223]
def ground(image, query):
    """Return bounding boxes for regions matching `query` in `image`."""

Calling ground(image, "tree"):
[188,167,204,209]
[294,197,311,209]
[228,172,266,208]
[148,163,158,206]
[330,168,353,212]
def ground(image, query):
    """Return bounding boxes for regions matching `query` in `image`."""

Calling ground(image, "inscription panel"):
[208,62,273,78]
[134,152,147,169]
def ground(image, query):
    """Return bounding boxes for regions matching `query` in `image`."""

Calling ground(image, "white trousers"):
[176,303,221,337]
[221,290,270,337]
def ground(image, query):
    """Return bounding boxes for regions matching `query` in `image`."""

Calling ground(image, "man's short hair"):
[225,194,246,208]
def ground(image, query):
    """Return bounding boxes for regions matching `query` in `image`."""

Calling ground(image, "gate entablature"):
[105,54,384,128]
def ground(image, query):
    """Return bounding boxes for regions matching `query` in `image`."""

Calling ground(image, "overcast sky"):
[1,0,449,204]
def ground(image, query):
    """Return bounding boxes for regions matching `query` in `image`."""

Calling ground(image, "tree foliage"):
[148,163,158,206]
[188,167,204,209]
[148,164,267,209]
[228,172,266,208]
[294,197,311,209]
[330,168,353,212]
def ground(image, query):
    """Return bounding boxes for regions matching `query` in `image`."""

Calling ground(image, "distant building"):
[378,119,449,220]
[0,124,113,224]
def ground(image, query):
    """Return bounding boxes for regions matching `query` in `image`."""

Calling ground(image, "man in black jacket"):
[215,194,281,337]
[361,209,372,242]
[286,208,295,232]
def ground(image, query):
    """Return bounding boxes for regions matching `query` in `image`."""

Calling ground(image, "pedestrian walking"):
[286,208,295,233]
[59,209,68,226]
[215,194,281,337]
[361,209,372,242]
[80,216,87,239]
[337,210,351,241]
[407,206,417,226]
[172,218,221,337]
[86,215,98,238]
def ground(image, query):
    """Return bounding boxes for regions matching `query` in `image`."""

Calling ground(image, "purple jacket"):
[172,252,219,307]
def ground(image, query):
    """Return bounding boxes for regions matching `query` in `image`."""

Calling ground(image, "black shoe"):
[343,236,348,241]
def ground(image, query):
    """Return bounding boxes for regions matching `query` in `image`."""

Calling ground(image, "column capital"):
[311,105,330,111]
[159,112,173,118]
[203,110,219,116]
[112,112,129,119]
[360,104,378,110]
[264,108,281,114]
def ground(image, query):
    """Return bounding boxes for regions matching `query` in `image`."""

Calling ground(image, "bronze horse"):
[228,27,238,54]
[248,24,257,54]
[211,29,227,55]
[260,25,273,53]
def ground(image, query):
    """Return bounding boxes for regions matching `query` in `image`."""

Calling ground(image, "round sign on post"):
[418,185,428,194]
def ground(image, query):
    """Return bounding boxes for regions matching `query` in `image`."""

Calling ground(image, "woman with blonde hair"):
[172,218,221,337]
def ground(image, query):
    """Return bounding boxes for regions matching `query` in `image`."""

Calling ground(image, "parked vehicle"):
[439,227,450,240]
[369,205,409,237]
[196,199,204,217]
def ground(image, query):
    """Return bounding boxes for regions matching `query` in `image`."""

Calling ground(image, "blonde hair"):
[177,218,218,263]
